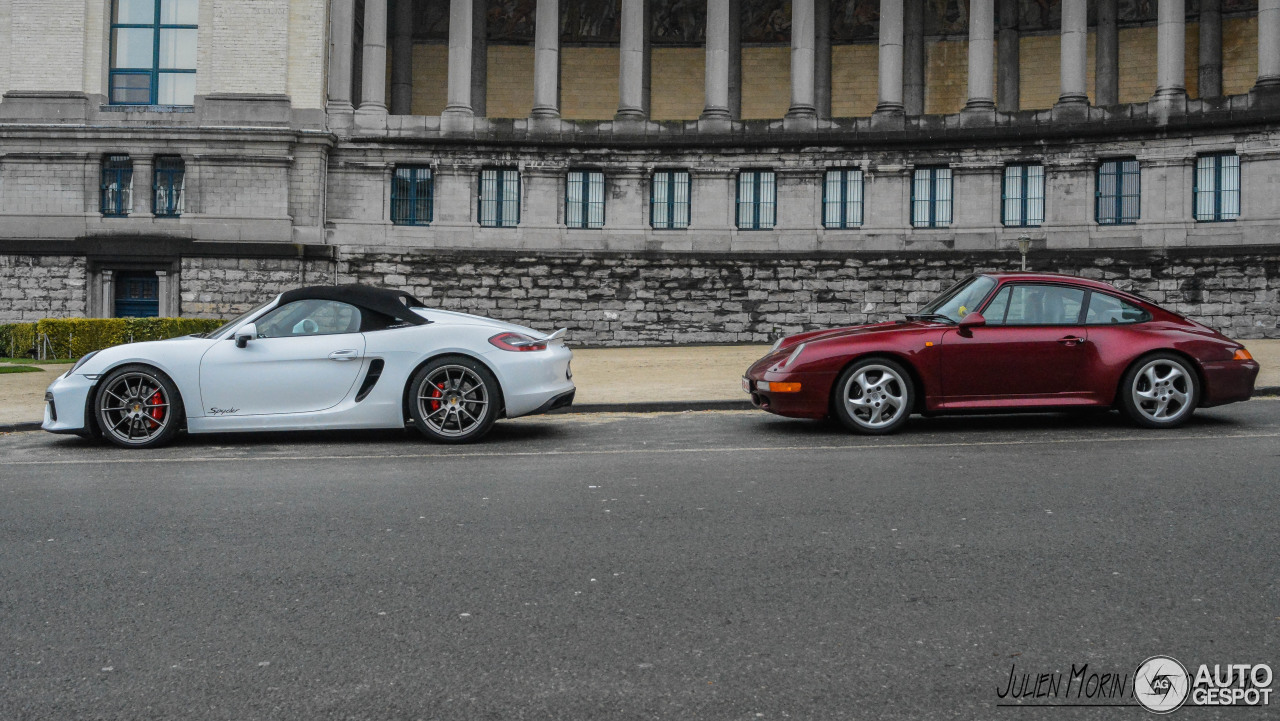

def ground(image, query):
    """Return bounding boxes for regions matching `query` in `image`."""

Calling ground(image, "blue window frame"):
[101,155,134,217]
[911,166,953,228]
[391,165,433,226]
[736,170,776,230]
[1096,158,1140,225]
[566,170,605,229]
[823,168,863,229]
[109,0,198,106]
[479,167,520,227]
[153,155,185,217]
[651,170,691,230]
[1002,163,1045,227]
[1193,153,1240,222]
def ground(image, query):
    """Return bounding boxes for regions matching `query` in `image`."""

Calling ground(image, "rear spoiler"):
[509,328,567,347]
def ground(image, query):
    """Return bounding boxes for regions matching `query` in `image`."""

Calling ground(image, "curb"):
[1257,386,1280,397]
[551,400,754,414]
[0,421,43,433]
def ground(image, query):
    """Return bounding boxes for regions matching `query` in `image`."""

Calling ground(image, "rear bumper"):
[1199,359,1260,407]
[743,370,834,420]
[526,388,576,416]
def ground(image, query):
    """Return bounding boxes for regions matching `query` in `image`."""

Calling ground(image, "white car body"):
[42,293,574,437]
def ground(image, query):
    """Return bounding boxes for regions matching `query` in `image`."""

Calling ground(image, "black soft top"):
[278,284,429,326]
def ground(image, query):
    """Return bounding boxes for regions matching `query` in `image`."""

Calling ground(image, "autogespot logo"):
[1135,656,1190,714]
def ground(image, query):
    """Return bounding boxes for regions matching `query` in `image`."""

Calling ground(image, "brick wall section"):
[409,44,449,116]
[487,45,535,118]
[1223,16,1259,96]
[6,0,84,93]
[742,47,791,120]
[154,248,1280,344]
[561,48,620,120]
[210,0,289,96]
[288,144,328,227]
[0,158,91,215]
[831,44,878,118]
[650,48,705,120]
[0,255,87,321]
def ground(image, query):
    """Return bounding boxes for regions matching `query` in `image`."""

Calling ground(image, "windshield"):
[203,298,277,339]
[914,275,998,323]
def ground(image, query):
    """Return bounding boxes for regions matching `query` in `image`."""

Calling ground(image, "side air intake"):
[355,359,385,402]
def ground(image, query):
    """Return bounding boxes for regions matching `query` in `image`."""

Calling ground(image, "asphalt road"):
[2,403,1278,720]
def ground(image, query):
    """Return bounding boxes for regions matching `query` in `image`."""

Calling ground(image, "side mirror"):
[234,323,257,348]
[957,313,986,329]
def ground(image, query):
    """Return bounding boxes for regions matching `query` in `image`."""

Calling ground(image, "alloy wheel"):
[1131,358,1193,423]
[98,371,171,446]
[842,364,909,430]
[416,365,490,438]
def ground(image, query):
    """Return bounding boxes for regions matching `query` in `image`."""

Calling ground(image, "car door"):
[939,283,1092,401]
[199,299,366,416]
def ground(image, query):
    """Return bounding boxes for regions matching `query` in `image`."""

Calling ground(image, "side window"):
[255,299,362,338]
[998,285,1087,326]
[1085,293,1151,325]
[982,287,1012,325]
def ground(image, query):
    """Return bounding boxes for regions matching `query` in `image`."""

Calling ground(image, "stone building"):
[0,0,1277,342]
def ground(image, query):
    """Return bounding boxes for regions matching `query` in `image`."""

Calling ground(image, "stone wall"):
[0,254,87,321]
[178,257,337,319]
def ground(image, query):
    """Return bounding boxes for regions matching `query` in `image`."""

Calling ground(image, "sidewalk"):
[2,341,1277,431]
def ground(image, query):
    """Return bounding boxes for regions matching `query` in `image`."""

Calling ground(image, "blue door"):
[114,272,160,318]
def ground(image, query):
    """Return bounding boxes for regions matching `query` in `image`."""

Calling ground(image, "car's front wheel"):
[832,358,914,435]
[409,356,500,444]
[1120,353,1198,428]
[94,364,183,449]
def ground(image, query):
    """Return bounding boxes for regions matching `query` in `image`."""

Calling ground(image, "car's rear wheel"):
[832,358,914,435]
[1120,353,1198,428]
[95,365,183,449]
[409,356,500,444]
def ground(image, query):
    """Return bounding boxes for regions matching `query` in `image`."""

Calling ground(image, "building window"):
[566,170,605,229]
[1194,153,1241,222]
[651,170,691,230]
[391,165,433,226]
[823,168,864,229]
[109,0,199,106]
[1096,158,1140,225]
[479,168,520,227]
[153,156,185,217]
[911,166,953,228]
[736,170,776,230]
[101,155,134,217]
[1002,163,1045,227]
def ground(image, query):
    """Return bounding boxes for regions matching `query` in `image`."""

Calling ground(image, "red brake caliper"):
[147,391,165,428]
[430,383,444,411]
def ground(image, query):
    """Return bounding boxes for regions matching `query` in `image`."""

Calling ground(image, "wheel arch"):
[1113,348,1207,407]
[827,351,929,416]
[400,351,507,423]
[88,362,189,434]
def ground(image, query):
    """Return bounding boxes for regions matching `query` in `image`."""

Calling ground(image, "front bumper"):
[1199,359,1260,407]
[41,371,95,434]
[743,370,834,420]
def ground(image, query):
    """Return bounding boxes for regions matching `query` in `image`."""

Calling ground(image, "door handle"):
[328,349,360,361]
[1057,336,1086,346]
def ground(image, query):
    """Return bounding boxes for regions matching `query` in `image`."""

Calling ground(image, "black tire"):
[1119,352,1199,429]
[408,355,501,444]
[94,364,183,449]
[831,357,915,435]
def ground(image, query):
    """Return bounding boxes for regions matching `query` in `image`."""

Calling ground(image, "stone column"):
[875,0,905,116]
[1153,0,1187,100]
[327,0,356,110]
[471,0,488,116]
[100,270,115,319]
[1057,0,1088,106]
[997,0,1019,112]
[531,0,560,118]
[1257,0,1280,89]
[390,0,414,115]
[616,0,651,120]
[903,0,925,115]
[443,0,474,117]
[156,270,171,317]
[702,0,741,120]
[1096,0,1119,105]
[814,0,831,119]
[359,0,388,112]
[965,0,995,110]
[787,0,817,118]
[1198,0,1222,98]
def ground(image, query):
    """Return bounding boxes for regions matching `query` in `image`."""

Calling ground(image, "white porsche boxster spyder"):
[42,285,575,448]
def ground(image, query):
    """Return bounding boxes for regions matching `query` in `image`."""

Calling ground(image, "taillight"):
[1233,348,1254,361]
[489,332,547,352]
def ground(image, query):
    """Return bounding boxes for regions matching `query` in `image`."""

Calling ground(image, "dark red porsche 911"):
[744,273,1260,434]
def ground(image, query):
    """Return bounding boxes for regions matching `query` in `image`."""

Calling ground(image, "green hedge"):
[0,318,226,359]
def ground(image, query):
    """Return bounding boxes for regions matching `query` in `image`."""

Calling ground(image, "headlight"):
[783,342,806,368]
[70,350,99,374]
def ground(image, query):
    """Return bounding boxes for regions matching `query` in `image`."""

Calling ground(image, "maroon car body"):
[745,273,1259,429]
